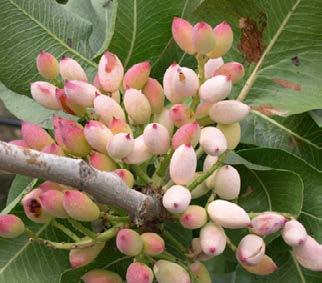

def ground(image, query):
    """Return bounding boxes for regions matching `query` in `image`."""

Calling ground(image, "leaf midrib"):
[8,0,97,68]
[123,0,137,68]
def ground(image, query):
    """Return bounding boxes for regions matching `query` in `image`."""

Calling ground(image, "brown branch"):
[0,141,161,224]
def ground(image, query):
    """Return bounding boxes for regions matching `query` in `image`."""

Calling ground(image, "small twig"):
[162,230,187,254]
[68,218,97,239]
[132,165,152,184]
[226,236,237,252]
[153,148,174,181]
[52,220,80,242]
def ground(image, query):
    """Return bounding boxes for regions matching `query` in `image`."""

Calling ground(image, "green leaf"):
[238,148,322,241]
[310,110,322,127]
[0,83,75,128]
[6,175,32,206]
[195,0,322,114]
[240,112,322,170]
[107,0,203,74]
[0,0,97,94]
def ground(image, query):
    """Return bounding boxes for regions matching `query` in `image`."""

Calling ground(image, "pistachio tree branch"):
[0,141,162,224]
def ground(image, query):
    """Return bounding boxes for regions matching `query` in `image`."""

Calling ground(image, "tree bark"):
[0,141,161,224]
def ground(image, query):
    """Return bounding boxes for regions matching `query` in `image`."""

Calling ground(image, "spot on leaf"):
[252,104,288,116]
[272,78,302,91]
[291,56,300,66]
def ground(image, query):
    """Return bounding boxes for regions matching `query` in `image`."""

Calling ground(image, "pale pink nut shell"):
[207,22,233,58]
[190,238,213,262]
[126,262,154,283]
[199,75,232,104]
[172,122,201,150]
[42,144,65,156]
[69,242,105,269]
[114,169,135,189]
[116,228,143,256]
[38,181,65,192]
[207,199,251,228]
[21,121,54,151]
[204,57,224,79]
[236,234,265,266]
[162,185,191,213]
[154,108,174,135]
[89,151,117,172]
[173,67,199,98]
[217,123,241,150]
[64,80,98,107]
[124,89,151,124]
[192,22,216,55]
[122,135,152,165]
[98,51,124,92]
[9,139,29,148]
[214,62,245,84]
[142,78,165,114]
[0,214,25,238]
[141,233,165,256]
[63,190,100,222]
[81,269,122,283]
[84,120,113,154]
[209,100,250,124]
[55,88,86,116]
[282,220,307,246]
[163,64,184,104]
[60,56,88,82]
[251,212,286,236]
[36,51,59,79]
[21,189,52,223]
[94,94,126,125]
[123,61,151,90]
[108,117,132,135]
[172,17,195,55]
[200,222,226,256]
[213,165,241,200]
[107,133,134,160]
[169,104,195,128]
[153,260,191,283]
[293,236,322,271]
[203,155,219,172]
[143,123,170,155]
[195,102,212,120]
[190,262,211,283]
[240,255,277,275]
[199,127,227,156]
[180,205,207,229]
[31,81,61,110]
[53,116,91,157]
[170,144,197,185]
[39,190,68,218]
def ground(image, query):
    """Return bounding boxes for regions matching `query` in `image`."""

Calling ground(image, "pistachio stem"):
[52,220,80,242]
[68,218,97,239]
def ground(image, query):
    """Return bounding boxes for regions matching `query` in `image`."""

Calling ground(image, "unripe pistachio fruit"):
[217,123,241,150]
[114,169,135,189]
[192,22,216,55]
[169,104,195,128]
[143,123,170,155]
[0,214,25,238]
[84,120,113,154]
[251,212,286,236]
[170,144,197,185]
[172,67,199,98]
[9,139,28,148]
[141,233,165,256]
[126,262,154,283]
[39,190,68,218]
[143,78,165,114]
[69,242,105,269]
[59,56,88,82]
[209,100,250,124]
[203,155,219,172]
[89,152,117,172]
[36,51,59,79]
[204,57,224,79]
[94,94,126,125]
[81,269,122,283]
[55,88,86,116]
[42,143,64,156]
[63,190,100,222]
[98,51,124,92]
[163,64,184,104]
[199,127,227,156]
[236,234,265,266]
[190,262,211,283]
[123,61,151,90]
[162,185,191,213]
[108,117,132,135]
[200,222,226,256]
[122,135,152,165]
[240,255,277,275]
[180,205,207,229]
[64,80,98,107]
[207,200,251,228]
[214,62,245,84]
[207,21,233,58]
[172,122,201,150]
[172,17,195,55]
[153,260,191,283]
[213,165,240,200]
[154,108,174,135]
[124,89,151,124]
[199,75,232,103]
[116,228,143,256]
[282,220,307,246]
[107,133,134,160]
